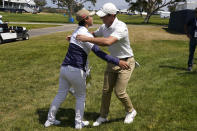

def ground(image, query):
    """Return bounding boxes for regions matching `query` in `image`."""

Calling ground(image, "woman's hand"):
[66,35,71,41]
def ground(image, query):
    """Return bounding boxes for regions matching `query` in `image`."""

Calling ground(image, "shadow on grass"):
[159,65,187,71]
[36,108,100,128]
[177,71,197,75]
[159,65,197,75]
[162,27,185,35]
[0,39,18,45]
[107,117,125,123]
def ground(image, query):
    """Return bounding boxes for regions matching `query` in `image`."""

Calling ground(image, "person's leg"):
[188,38,197,69]
[45,67,70,126]
[100,71,117,118]
[114,57,137,124]
[114,57,135,113]
[93,65,117,127]
[67,68,87,129]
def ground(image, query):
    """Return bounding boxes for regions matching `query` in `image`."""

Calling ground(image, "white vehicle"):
[0,23,29,44]
[160,11,171,18]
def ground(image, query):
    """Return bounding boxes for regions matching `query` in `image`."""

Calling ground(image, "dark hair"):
[78,16,89,26]
[78,19,86,26]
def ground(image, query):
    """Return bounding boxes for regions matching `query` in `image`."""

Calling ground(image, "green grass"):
[9,24,61,30]
[0,12,69,23]
[116,15,169,25]
[0,26,196,130]
[0,11,169,25]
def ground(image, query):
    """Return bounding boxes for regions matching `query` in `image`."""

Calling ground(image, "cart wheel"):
[0,38,3,44]
[23,34,29,40]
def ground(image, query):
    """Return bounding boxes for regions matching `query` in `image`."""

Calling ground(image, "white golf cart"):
[0,23,29,44]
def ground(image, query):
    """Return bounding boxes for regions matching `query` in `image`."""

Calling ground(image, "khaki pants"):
[100,57,135,118]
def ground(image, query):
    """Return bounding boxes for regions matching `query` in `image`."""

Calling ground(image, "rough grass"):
[9,24,61,30]
[128,25,187,43]
[0,25,196,131]
[0,11,169,25]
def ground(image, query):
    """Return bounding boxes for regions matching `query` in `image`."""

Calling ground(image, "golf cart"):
[0,23,29,44]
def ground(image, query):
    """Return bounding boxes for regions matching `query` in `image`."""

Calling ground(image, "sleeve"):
[91,45,120,65]
[78,30,94,50]
[111,24,128,40]
[93,26,103,37]
[84,41,94,50]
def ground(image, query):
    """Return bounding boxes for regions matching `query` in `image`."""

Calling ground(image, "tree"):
[126,0,185,23]
[168,3,178,12]
[52,0,61,8]
[128,0,147,17]
[51,0,96,21]
[34,0,47,7]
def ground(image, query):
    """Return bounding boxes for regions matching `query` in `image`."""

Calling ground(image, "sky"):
[46,0,197,11]
[46,0,130,10]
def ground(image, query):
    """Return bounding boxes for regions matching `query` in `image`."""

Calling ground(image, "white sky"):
[46,0,197,11]
[46,0,130,9]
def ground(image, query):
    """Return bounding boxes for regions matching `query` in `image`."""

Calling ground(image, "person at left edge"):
[44,9,130,129]
[0,15,3,24]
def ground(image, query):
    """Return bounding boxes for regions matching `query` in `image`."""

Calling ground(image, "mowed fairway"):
[0,25,196,131]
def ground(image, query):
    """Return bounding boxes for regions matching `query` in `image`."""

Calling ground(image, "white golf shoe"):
[44,119,61,127]
[124,109,137,124]
[75,120,89,129]
[93,117,108,126]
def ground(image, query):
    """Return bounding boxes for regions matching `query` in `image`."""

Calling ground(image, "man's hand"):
[76,35,90,42]
[66,35,71,41]
[119,60,130,70]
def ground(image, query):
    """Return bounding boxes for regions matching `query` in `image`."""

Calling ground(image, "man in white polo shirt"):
[77,3,137,126]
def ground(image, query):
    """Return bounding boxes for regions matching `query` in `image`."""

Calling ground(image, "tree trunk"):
[140,12,142,17]
[68,5,72,19]
[144,13,152,23]
[58,0,59,9]
[68,4,74,23]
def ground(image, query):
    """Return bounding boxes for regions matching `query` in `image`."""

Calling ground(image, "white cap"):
[96,3,118,17]
[0,15,2,19]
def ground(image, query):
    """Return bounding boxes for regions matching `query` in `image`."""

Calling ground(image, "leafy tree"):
[168,3,178,12]
[128,0,147,17]
[52,0,96,20]
[34,0,47,7]
[126,0,185,23]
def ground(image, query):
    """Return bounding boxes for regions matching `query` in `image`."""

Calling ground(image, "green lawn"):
[9,24,61,30]
[0,12,69,23]
[0,25,196,130]
[0,11,169,25]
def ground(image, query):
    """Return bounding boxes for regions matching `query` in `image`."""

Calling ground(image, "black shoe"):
[188,66,192,71]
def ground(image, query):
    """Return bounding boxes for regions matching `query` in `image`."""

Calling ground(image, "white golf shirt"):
[94,17,134,58]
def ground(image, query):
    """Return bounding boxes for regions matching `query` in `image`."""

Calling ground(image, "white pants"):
[47,66,86,127]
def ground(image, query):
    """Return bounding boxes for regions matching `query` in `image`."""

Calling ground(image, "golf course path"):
[28,24,100,37]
